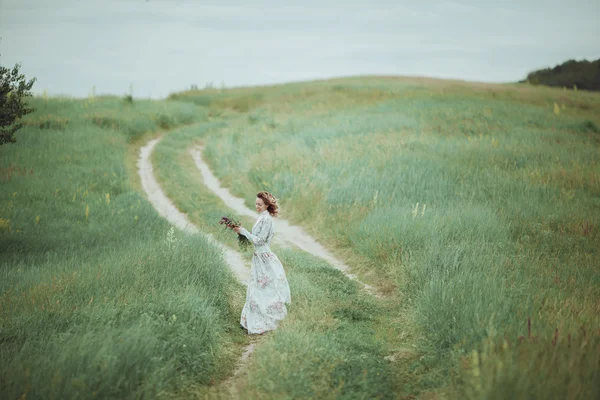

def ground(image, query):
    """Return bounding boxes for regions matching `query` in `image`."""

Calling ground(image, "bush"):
[0,59,36,145]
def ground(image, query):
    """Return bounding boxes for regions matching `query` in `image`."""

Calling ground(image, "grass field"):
[0,97,246,399]
[2,77,599,399]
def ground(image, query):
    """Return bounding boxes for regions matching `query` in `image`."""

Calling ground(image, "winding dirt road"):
[137,133,379,394]
[138,137,250,282]
[190,145,378,297]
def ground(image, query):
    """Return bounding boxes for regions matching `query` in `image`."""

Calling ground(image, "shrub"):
[0,59,36,145]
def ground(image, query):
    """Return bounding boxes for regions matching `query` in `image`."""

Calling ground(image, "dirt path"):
[138,134,380,396]
[139,136,258,395]
[138,138,250,282]
[190,145,379,297]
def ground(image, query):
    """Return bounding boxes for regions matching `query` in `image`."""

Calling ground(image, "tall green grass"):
[0,97,242,399]
[6,77,597,399]
[236,250,398,399]
[186,78,600,398]
[150,121,439,398]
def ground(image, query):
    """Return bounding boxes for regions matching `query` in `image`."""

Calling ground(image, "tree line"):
[523,58,600,91]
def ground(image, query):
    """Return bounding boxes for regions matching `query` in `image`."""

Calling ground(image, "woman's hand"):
[233,226,241,234]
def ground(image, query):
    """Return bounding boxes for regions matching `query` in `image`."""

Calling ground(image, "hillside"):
[2,76,600,399]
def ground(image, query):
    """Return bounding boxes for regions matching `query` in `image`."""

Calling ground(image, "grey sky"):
[1,0,598,98]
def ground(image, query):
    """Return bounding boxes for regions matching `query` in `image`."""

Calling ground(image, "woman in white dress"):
[233,191,291,334]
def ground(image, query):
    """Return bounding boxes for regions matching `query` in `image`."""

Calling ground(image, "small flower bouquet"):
[219,215,252,251]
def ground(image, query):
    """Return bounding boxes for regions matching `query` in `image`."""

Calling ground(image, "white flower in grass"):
[412,202,427,218]
[164,227,178,250]
[371,190,379,207]
[412,202,419,217]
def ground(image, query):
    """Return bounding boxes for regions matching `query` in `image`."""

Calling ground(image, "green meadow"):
[1,77,599,399]
[0,97,246,399]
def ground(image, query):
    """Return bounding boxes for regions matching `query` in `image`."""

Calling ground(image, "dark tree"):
[524,58,600,91]
[1,57,36,145]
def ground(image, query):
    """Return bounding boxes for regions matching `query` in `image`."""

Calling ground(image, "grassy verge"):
[167,77,600,398]
[0,96,243,399]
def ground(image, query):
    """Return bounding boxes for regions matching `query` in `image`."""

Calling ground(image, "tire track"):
[138,133,381,397]
[190,145,380,298]
[138,136,256,395]
[138,137,249,282]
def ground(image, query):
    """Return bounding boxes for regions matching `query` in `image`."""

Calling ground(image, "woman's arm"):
[238,217,272,246]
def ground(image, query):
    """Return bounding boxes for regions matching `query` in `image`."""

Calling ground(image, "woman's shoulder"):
[259,213,275,225]
[262,213,273,222]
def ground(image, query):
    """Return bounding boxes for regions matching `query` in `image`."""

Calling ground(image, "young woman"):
[233,191,291,334]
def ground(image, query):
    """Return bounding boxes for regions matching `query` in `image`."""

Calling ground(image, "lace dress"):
[239,210,291,334]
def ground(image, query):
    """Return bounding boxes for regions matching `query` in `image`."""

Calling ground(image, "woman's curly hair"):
[257,191,279,217]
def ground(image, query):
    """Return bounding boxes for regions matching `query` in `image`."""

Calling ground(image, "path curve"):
[190,146,379,297]
[138,134,380,394]
[138,136,256,390]
[138,138,250,283]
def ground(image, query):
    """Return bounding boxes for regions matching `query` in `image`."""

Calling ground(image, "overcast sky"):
[1,0,598,99]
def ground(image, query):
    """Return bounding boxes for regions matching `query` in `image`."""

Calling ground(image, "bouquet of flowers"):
[219,214,252,251]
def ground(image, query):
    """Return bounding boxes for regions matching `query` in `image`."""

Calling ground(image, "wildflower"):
[412,203,427,217]
[412,202,419,217]
[471,349,480,377]
[219,215,252,251]
[164,227,178,250]
[0,218,10,230]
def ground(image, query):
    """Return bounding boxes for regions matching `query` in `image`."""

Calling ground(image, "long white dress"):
[239,210,291,334]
